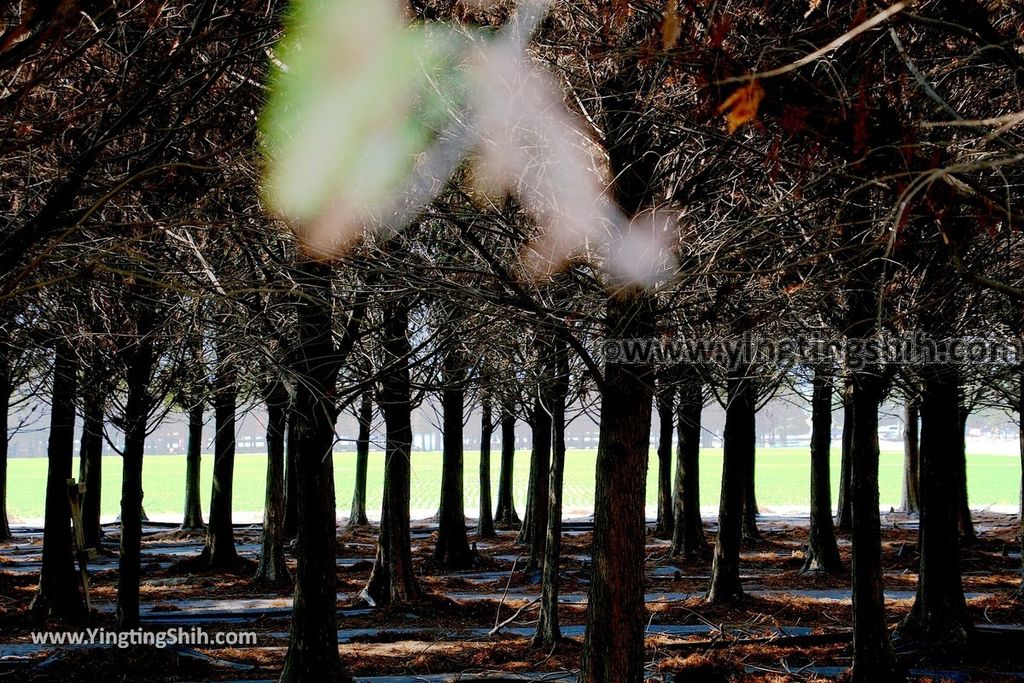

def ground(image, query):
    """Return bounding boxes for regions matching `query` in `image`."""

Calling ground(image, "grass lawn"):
[4,448,1020,523]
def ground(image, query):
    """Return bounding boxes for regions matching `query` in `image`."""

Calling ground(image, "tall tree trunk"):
[0,347,10,542]
[280,260,349,683]
[1018,370,1024,593]
[899,399,921,514]
[535,336,569,647]
[671,373,708,559]
[580,289,655,683]
[804,367,841,573]
[255,381,291,586]
[283,407,298,539]
[956,402,975,543]
[835,379,854,531]
[848,368,898,681]
[707,363,754,603]
[30,339,85,621]
[434,349,473,569]
[494,401,519,526]
[366,298,421,606]
[654,380,675,539]
[348,391,372,528]
[478,393,496,538]
[182,402,205,530]
[895,366,971,654]
[116,328,156,630]
[517,395,551,570]
[79,397,104,549]
[201,347,240,568]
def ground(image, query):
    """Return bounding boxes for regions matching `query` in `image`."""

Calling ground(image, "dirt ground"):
[2,511,1023,681]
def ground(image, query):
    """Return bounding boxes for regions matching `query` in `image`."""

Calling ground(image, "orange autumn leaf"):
[662,0,681,50]
[717,80,765,133]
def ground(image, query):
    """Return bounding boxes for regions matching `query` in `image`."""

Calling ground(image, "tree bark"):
[255,381,291,586]
[347,390,372,528]
[79,396,104,549]
[835,379,854,532]
[848,368,899,681]
[654,379,675,539]
[517,394,551,570]
[116,326,156,630]
[1019,370,1024,594]
[434,348,474,569]
[671,372,708,559]
[201,348,241,568]
[707,363,754,603]
[366,297,421,606]
[478,393,496,538]
[899,399,921,514]
[580,289,655,683]
[895,366,971,654]
[956,402,975,543]
[494,400,519,526]
[803,367,841,573]
[0,346,10,542]
[280,260,349,683]
[31,339,85,621]
[182,402,205,530]
[284,407,298,539]
[535,336,569,647]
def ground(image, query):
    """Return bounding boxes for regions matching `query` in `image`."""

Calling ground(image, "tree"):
[30,336,85,622]
[653,378,675,539]
[254,378,292,586]
[281,258,359,683]
[347,390,373,528]
[366,289,422,606]
[671,369,709,559]
[477,391,496,538]
[900,397,921,514]
[803,366,841,573]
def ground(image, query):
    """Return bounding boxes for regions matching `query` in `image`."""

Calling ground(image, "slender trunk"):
[1018,370,1024,593]
[31,339,85,621]
[535,337,569,647]
[434,350,473,569]
[899,399,920,514]
[671,373,708,559]
[707,363,754,603]
[0,349,10,541]
[895,366,971,653]
[280,260,348,683]
[848,368,898,681]
[804,367,841,573]
[494,402,519,526]
[366,299,421,606]
[79,397,104,549]
[518,396,551,570]
[580,289,655,683]
[956,403,975,543]
[284,408,298,538]
[478,394,495,538]
[182,403,205,530]
[348,391,372,527]
[116,330,156,630]
[255,382,291,586]
[835,379,854,531]
[654,380,675,539]
[202,349,240,568]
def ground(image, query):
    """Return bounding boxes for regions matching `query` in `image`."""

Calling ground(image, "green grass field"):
[4,448,1020,523]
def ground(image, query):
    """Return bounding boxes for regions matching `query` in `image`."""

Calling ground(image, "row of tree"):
[4,1,1024,681]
